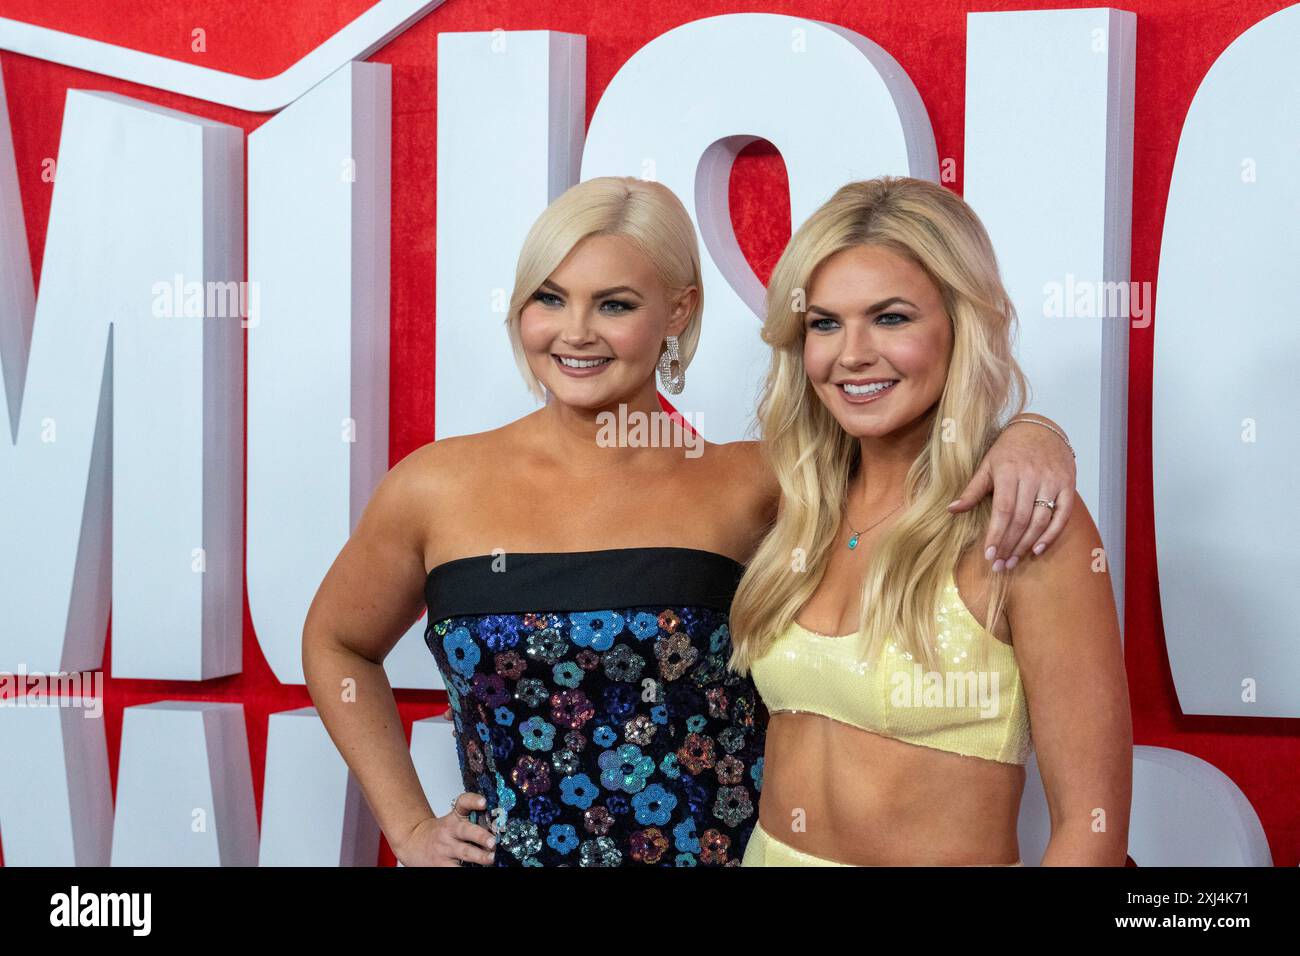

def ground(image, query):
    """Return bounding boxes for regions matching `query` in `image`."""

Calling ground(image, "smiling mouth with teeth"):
[554,355,613,368]
[840,380,898,396]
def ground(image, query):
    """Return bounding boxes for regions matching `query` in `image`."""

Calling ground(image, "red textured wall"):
[0,0,1295,867]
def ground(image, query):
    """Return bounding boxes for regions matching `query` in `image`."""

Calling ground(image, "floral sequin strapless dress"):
[424,547,766,866]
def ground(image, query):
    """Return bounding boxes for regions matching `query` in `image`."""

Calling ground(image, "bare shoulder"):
[396,431,485,476]
[708,439,778,495]
[1005,491,1119,641]
[381,427,515,521]
[694,439,779,556]
[394,419,524,485]
[1010,491,1106,591]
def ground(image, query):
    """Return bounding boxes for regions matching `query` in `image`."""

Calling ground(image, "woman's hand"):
[948,414,1077,570]
[392,792,497,867]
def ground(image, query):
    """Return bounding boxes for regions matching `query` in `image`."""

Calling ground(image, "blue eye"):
[532,292,635,314]
[807,312,910,332]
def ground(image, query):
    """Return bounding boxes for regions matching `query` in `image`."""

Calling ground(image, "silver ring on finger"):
[1033,497,1056,511]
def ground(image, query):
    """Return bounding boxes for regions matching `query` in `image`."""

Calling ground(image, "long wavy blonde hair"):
[505,176,705,401]
[729,176,1029,675]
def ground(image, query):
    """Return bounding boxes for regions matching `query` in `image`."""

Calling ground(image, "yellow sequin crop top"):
[750,570,1032,765]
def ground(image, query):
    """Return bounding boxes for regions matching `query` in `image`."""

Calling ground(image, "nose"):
[837,320,879,369]
[558,302,597,346]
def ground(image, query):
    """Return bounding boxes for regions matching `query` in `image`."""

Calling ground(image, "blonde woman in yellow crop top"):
[728,177,1133,867]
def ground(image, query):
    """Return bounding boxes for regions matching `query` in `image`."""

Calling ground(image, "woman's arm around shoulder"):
[1006,490,1133,866]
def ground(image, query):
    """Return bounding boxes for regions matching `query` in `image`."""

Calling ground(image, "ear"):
[666,285,698,338]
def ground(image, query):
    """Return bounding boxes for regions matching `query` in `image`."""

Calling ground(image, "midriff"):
[758,712,1025,865]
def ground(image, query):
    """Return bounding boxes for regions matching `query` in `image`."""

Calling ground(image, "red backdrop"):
[0,0,1296,867]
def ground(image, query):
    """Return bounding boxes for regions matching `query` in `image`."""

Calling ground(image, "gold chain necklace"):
[846,482,904,550]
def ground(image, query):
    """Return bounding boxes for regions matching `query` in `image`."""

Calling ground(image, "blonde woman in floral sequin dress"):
[303,176,1080,866]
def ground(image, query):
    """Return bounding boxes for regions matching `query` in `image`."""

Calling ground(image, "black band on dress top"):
[424,546,747,622]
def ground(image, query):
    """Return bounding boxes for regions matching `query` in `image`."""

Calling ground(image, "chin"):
[837,419,894,439]
[543,380,618,408]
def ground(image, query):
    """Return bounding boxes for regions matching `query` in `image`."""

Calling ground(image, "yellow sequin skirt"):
[742,820,1023,867]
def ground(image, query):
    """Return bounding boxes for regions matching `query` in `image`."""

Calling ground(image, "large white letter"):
[0,88,244,679]
[434,30,587,439]
[965,8,1135,626]
[583,13,937,441]
[1153,4,1300,718]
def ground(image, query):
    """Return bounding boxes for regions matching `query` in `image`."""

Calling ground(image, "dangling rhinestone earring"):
[657,335,684,394]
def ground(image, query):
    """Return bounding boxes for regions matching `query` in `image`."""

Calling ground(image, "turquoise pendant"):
[847,533,859,550]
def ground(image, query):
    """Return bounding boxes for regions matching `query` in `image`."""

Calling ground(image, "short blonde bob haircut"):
[505,176,705,400]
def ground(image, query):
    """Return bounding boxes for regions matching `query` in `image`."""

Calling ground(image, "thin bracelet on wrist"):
[1005,416,1076,458]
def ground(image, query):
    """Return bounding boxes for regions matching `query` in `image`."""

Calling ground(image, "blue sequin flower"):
[633,783,677,825]
[559,773,599,809]
[592,725,617,747]
[673,815,700,852]
[552,661,583,688]
[547,824,579,855]
[519,716,556,751]
[599,744,655,794]
[443,627,479,677]
[480,614,521,651]
[568,611,624,651]
[629,612,659,640]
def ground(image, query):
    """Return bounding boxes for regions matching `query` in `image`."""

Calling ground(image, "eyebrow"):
[540,279,644,299]
[806,296,918,317]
